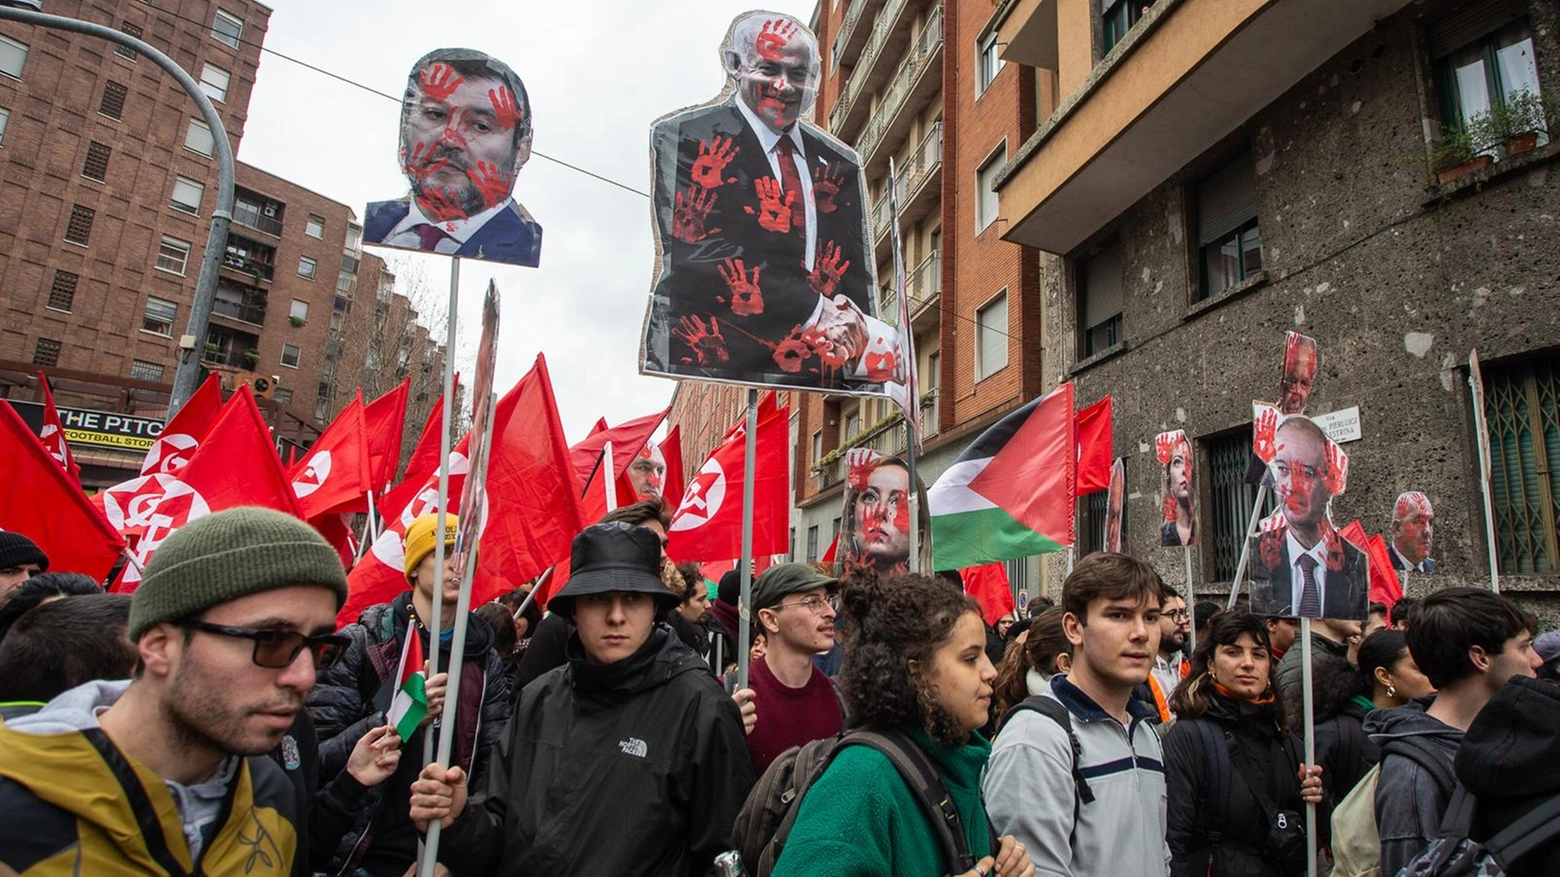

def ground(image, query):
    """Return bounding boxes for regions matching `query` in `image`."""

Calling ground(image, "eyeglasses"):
[773,595,836,615]
[180,621,350,671]
[1166,610,1191,621]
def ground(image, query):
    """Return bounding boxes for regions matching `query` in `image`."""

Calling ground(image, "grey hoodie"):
[7,679,240,864]
[1362,700,1461,876]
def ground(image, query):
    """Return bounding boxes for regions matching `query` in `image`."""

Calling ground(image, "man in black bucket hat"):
[410,522,755,874]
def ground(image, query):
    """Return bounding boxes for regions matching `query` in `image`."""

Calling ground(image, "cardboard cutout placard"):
[840,448,929,576]
[640,11,903,391]
[363,49,542,267]
[1249,413,1368,620]
[1105,456,1126,553]
[1279,331,1320,415]
[1388,490,1436,574]
[1156,430,1197,547]
[625,440,667,502]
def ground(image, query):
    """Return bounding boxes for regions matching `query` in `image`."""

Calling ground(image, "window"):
[976,291,1009,380]
[32,338,61,367]
[336,272,355,294]
[185,119,215,156]
[976,145,1005,231]
[977,32,1004,94]
[274,388,293,405]
[1078,243,1124,356]
[844,411,861,441]
[925,350,940,435]
[1208,429,1276,580]
[1485,358,1560,573]
[47,271,78,312]
[81,141,111,181]
[289,299,309,321]
[116,23,141,60]
[157,236,192,275]
[211,10,244,47]
[100,81,127,119]
[281,343,302,368]
[1196,153,1261,299]
[142,297,176,335]
[806,525,820,563]
[345,224,363,251]
[305,214,325,238]
[1433,9,1545,156]
[129,359,164,382]
[298,256,317,279]
[831,517,842,543]
[0,34,28,79]
[1077,488,1109,556]
[811,430,823,463]
[199,64,230,102]
[0,107,8,145]
[64,204,95,246]
[1103,0,1145,53]
[171,176,204,214]
[333,294,349,313]
[341,254,360,275]
[329,311,344,332]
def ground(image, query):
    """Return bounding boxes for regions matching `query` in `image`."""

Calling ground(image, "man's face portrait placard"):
[640,11,904,394]
[1155,430,1197,547]
[1279,331,1320,415]
[1105,457,1126,553]
[840,449,927,576]
[362,49,542,267]
[626,441,667,502]
[1389,490,1436,573]
[1248,414,1367,620]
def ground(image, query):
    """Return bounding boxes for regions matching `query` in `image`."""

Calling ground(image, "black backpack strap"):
[999,696,1096,805]
[1221,730,1283,822]
[841,728,977,874]
[1382,737,1457,800]
[82,727,193,877]
[1483,790,1560,866]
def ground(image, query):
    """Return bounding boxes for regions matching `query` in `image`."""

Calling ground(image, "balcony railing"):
[222,252,274,282]
[907,251,940,306]
[858,6,943,162]
[842,0,912,115]
[831,0,875,68]
[899,121,942,199]
[212,297,267,326]
[232,209,284,237]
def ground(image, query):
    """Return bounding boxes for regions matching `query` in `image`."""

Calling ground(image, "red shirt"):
[745,655,844,775]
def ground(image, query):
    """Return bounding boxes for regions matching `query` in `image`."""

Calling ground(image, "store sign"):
[8,400,165,451]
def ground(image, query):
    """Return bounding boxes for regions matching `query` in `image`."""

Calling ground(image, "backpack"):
[1332,737,1458,877]
[1398,784,1560,877]
[732,727,987,877]
[997,695,1097,807]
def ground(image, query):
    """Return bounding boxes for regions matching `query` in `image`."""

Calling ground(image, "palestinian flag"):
[928,384,1076,570]
[387,618,427,740]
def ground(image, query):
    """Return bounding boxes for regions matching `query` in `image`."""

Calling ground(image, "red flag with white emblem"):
[378,392,447,524]
[36,372,79,480]
[140,373,222,476]
[292,391,373,519]
[667,402,789,563]
[363,378,410,492]
[0,401,123,582]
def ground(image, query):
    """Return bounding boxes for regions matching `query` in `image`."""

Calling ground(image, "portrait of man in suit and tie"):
[363,48,543,267]
[641,11,902,390]
[1388,490,1436,574]
[1249,414,1369,620]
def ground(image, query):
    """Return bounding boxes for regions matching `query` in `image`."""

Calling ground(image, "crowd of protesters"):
[0,511,1557,877]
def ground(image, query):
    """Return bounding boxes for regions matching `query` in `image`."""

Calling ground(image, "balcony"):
[907,251,940,332]
[857,6,943,172]
[995,0,1415,255]
[231,207,283,237]
[872,121,942,258]
[211,281,267,328]
[831,0,885,70]
[831,0,928,141]
[222,234,276,284]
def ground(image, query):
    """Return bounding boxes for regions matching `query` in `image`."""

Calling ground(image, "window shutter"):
[1084,244,1124,328]
[1428,0,1526,58]
[1198,155,1258,246]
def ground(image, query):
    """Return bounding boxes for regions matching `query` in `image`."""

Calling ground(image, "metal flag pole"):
[1300,616,1318,877]
[422,255,460,773]
[1225,484,1268,610]
[1468,351,1500,592]
[1183,545,1196,658]
[906,421,920,574]
[736,388,759,692]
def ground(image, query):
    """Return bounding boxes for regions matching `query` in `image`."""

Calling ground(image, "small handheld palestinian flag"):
[387,618,427,740]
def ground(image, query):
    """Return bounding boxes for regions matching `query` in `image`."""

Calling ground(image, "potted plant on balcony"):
[243,347,261,367]
[203,341,218,361]
[289,315,306,328]
[1489,90,1555,158]
[1430,117,1495,185]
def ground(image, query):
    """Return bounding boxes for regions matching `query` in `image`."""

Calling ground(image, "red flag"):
[962,562,1015,626]
[820,533,839,565]
[1075,396,1112,495]
[363,379,410,491]
[379,393,447,523]
[141,373,222,476]
[291,391,373,519]
[0,401,123,582]
[310,513,358,569]
[667,403,789,563]
[577,440,619,526]
[586,417,607,437]
[660,425,685,512]
[569,409,668,492]
[36,372,79,480]
[1339,520,1402,611]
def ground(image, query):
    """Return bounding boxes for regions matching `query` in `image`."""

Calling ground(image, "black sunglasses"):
[180,621,350,671]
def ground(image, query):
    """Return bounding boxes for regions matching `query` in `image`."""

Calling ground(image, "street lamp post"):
[0,3,234,417]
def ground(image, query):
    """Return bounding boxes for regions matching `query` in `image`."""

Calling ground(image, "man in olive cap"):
[0,507,349,875]
[411,521,755,874]
[746,562,844,773]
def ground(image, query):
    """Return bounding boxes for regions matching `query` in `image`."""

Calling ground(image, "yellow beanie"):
[404,513,459,582]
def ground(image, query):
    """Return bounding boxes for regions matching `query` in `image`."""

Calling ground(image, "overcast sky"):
[237,0,816,442]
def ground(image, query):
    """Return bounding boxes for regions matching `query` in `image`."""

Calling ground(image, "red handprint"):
[1258,513,1287,571]
[812,163,845,213]
[672,186,720,244]
[808,241,849,296]
[1321,521,1347,573]
[691,136,739,189]
[671,316,729,367]
[773,330,809,373]
[419,63,464,102]
[846,448,879,492]
[863,349,900,382]
[718,258,764,317]
[401,143,447,180]
[755,18,798,61]
[1322,441,1348,496]
[800,325,849,368]
[417,187,466,222]
[466,161,512,209]
[1253,406,1278,463]
[1162,495,1178,524]
[1155,431,1177,464]
[488,87,525,133]
[748,176,794,233]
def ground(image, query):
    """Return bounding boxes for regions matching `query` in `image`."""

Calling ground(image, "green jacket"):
[772,727,994,877]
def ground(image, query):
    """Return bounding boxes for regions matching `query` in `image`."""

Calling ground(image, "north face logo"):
[618,737,648,758]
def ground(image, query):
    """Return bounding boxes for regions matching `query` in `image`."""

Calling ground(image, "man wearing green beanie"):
[0,507,351,875]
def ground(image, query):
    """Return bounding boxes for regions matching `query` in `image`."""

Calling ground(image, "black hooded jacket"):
[441,623,756,876]
[1455,676,1560,877]
[1165,691,1325,877]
